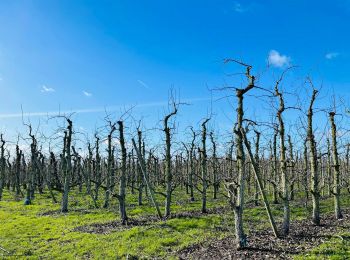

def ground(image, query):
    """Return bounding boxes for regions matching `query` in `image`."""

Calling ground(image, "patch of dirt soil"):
[171,206,230,219]
[72,216,159,234]
[73,206,230,234]
[177,210,350,259]
[38,208,93,216]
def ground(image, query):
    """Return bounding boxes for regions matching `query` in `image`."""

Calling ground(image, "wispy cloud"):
[233,1,257,13]
[267,50,291,68]
[41,85,55,93]
[0,97,212,119]
[83,91,92,97]
[137,79,150,89]
[325,52,339,60]
[233,2,245,12]
[0,107,116,119]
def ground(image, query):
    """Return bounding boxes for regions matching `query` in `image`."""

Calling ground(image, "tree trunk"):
[275,83,290,236]
[104,124,116,208]
[200,119,210,213]
[117,121,128,224]
[61,119,73,213]
[137,130,144,206]
[163,105,178,218]
[308,89,320,225]
[0,135,6,201]
[329,112,343,219]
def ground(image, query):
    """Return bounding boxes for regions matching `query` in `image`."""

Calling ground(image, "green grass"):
[1,188,350,259]
[295,233,350,260]
[0,188,229,259]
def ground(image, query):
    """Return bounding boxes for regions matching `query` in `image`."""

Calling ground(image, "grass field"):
[1,188,350,259]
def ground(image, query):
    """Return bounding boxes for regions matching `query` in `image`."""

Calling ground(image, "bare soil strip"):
[177,210,350,259]
[72,206,229,234]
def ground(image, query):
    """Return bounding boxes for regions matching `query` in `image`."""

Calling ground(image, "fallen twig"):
[0,246,9,254]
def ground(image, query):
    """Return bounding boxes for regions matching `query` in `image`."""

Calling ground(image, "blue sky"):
[0,0,349,148]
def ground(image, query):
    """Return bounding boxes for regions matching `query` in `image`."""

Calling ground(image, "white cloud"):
[83,91,92,97]
[41,85,55,93]
[325,52,339,59]
[137,79,150,89]
[267,50,291,68]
